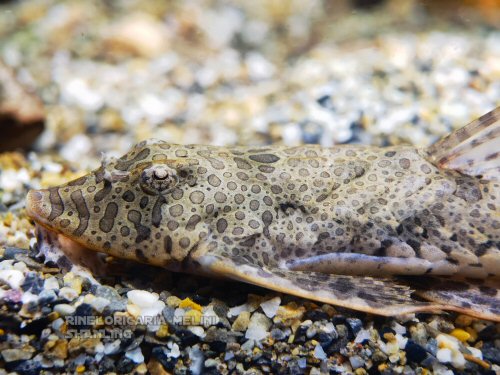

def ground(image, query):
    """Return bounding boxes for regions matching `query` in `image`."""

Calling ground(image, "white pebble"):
[167,342,180,358]
[466,346,483,360]
[245,312,271,341]
[51,317,65,331]
[227,302,255,318]
[240,339,255,351]
[125,347,144,364]
[12,261,28,272]
[395,333,408,350]
[104,339,121,355]
[188,326,205,338]
[59,286,79,301]
[0,169,30,193]
[59,134,93,164]
[44,277,60,290]
[245,52,276,81]
[432,362,455,375]
[313,343,327,360]
[54,303,76,316]
[62,78,103,111]
[349,355,365,369]
[127,290,159,307]
[201,305,220,327]
[392,322,407,335]
[385,341,400,355]
[188,346,204,375]
[127,289,165,324]
[0,270,25,289]
[260,296,281,318]
[21,291,39,305]
[0,260,14,270]
[436,334,466,368]
[436,348,453,363]
[322,323,337,335]
[95,342,105,354]
[89,297,110,313]
[354,328,371,343]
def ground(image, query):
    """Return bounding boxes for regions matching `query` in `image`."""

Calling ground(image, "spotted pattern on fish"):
[26,107,500,320]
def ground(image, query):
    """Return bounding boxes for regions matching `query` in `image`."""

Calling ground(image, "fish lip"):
[25,189,53,229]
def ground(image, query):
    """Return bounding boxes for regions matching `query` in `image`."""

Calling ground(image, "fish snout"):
[26,189,52,224]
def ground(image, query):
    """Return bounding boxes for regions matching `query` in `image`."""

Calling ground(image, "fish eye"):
[140,164,178,195]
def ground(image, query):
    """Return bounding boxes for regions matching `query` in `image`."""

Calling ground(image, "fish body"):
[26,107,500,320]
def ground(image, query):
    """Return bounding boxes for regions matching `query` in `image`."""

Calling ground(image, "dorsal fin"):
[427,106,500,180]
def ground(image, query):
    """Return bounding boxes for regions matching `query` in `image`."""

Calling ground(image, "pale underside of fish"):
[26,107,500,321]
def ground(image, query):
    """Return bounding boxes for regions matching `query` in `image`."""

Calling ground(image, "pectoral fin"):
[404,277,500,322]
[195,253,446,317]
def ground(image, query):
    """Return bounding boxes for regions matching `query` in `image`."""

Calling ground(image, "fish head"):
[26,140,215,267]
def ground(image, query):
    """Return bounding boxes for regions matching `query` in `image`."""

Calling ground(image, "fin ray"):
[196,253,446,316]
[403,277,500,322]
[427,106,500,180]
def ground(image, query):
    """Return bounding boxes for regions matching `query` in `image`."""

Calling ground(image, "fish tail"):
[426,106,500,180]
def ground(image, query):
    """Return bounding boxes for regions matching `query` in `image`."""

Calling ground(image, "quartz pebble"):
[436,334,466,368]
[58,286,79,301]
[314,343,327,360]
[54,303,76,316]
[0,269,24,289]
[125,347,145,364]
[245,312,271,342]
[127,290,165,324]
[260,296,281,318]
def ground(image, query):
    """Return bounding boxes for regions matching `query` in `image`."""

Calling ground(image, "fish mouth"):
[26,189,52,226]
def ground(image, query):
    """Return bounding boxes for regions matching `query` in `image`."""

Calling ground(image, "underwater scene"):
[0,1,499,374]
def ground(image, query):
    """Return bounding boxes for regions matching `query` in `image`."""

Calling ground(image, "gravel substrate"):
[0,0,499,374]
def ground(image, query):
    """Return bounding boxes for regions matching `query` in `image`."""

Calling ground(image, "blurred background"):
[0,0,499,168]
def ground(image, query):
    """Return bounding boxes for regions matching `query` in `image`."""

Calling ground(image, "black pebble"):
[98,356,116,373]
[253,350,272,366]
[190,294,210,306]
[20,317,50,335]
[292,325,308,344]
[203,368,222,375]
[123,336,144,352]
[270,328,287,341]
[346,318,363,336]
[326,335,350,355]
[21,272,44,294]
[304,309,329,321]
[152,347,177,371]
[482,342,500,365]
[478,324,497,341]
[176,328,200,346]
[116,357,135,373]
[287,360,306,375]
[71,303,93,330]
[331,316,346,325]
[7,359,42,375]
[317,331,335,349]
[208,340,227,352]
[316,95,332,108]
[405,340,428,364]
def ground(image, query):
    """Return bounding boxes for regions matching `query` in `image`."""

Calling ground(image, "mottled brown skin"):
[27,141,500,275]
[26,134,500,319]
